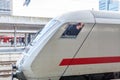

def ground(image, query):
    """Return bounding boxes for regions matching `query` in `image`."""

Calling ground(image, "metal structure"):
[0,15,51,48]
[0,15,51,32]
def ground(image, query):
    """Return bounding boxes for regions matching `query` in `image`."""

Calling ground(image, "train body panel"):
[63,23,120,76]
[14,10,120,80]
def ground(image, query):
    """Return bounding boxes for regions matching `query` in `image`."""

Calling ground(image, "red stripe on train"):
[59,56,120,66]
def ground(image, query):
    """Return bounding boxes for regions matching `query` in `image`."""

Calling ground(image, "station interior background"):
[0,33,35,47]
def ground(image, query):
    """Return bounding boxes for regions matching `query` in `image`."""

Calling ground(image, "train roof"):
[55,10,120,24]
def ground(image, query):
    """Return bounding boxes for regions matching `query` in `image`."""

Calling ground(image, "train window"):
[61,22,84,38]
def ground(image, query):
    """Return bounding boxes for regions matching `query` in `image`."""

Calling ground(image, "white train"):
[12,10,120,80]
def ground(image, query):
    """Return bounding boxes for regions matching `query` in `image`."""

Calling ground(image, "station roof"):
[0,15,52,33]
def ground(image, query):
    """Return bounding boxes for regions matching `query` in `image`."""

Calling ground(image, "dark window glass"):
[61,23,84,38]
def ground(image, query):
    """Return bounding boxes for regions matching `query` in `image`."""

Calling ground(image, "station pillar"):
[14,26,17,49]
[25,33,28,46]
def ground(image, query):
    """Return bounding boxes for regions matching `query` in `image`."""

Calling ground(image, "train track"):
[0,61,16,77]
[0,61,16,65]
[0,53,21,78]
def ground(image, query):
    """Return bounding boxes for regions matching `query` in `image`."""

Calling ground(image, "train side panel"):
[63,23,120,76]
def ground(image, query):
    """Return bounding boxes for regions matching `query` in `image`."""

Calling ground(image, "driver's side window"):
[61,22,84,38]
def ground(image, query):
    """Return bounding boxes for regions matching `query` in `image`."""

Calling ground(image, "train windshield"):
[29,19,60,46]
[39,20,59,35]
[34,20,58,38]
